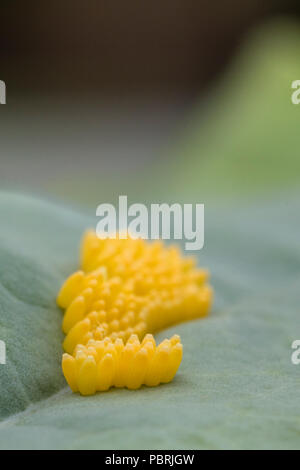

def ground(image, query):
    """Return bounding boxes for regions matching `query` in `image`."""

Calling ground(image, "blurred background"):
[1,0,300,208]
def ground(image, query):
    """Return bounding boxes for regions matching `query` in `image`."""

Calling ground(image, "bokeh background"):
[1,0,300,209]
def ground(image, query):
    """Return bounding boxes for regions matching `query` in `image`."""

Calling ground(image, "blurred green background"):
[0,1,300,208]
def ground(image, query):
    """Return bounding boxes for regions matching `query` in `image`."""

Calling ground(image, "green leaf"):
[0,191,299,449]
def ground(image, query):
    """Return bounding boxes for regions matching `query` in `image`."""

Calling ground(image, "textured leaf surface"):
[165,20,300,201]
[0,192,299,449]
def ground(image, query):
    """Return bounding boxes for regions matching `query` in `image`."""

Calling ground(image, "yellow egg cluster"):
[62,334,182,395]
[57,231,212,395]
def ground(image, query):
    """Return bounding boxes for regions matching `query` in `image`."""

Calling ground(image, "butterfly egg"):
[62,295,86,334]
[83,332,94,344]
[142,341,156,365]
[80,287,96,311]
[57,271,84,309]
[141,304,155,332]
[96,353,116,391]
[93,340,106,361]
[126,347,149,390]
[120,314,130,329]
[145,345,170,387]
[127,334,140,345]
[77,355,97,396]
[114,343,135,388]
[86,346,98,361]
[133,321,147,339]
[104,343,118,362]
[106,307,119,322]
[91,299,106,311]
[96,310,107,322]
[114,297,125,311]
[158,338,171,349]
[62,354,78,392]
[142,333,156,346]
[85,266,107,285]
[95,318,107,334]
[108,319,120,334]
[163,343,183,383]
[74,350,88,383]
[191,269,208,285]
[80,230,102,270]
[170,334,181,346]
[84,279,98,293]
[114,338,124,356]
[157,346,173,384]
[108,331,119,341]
[123,327,135,342]
[109,276,122,293]
[63,317,91,354]
[87,311,100,326]
[93,326,105,340]
[74,343,87,355]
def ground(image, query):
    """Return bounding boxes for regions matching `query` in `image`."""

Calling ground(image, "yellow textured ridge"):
[62,334,182,395]
[57,231,213,395]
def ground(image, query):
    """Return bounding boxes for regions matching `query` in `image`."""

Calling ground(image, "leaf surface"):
[0,192,299,449]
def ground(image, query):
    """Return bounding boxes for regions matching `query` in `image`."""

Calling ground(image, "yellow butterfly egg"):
[58,232,213,395]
